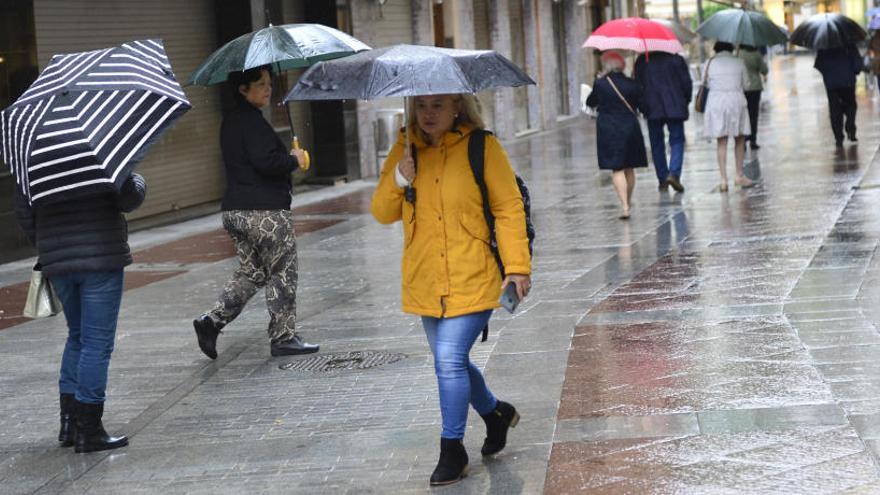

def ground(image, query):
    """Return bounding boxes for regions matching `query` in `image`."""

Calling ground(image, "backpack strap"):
[468,130,502,342]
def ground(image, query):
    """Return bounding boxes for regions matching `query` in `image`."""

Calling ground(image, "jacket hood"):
[397,123,477,150]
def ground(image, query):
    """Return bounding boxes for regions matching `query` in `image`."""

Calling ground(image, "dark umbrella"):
[791,13,867,50]
[0,39,191,206]
[696,9,788,46]
[189,23,369,170]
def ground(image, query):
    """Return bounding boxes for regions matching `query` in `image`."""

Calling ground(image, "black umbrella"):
[285,44,534,101]
[791,13,867,50]
[0,39,191,206]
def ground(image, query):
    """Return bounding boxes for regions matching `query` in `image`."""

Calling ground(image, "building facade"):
[0,0,604,261]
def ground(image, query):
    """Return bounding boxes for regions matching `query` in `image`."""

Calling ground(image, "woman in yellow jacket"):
[372,93,531,486]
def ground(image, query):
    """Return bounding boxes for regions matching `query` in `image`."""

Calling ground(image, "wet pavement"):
[3,54,880,494]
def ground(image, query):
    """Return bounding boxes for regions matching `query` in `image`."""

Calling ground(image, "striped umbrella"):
[0,39,191,206]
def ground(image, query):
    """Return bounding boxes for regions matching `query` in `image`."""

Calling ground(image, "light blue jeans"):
[422,310,497,439]
[51,270,124,404]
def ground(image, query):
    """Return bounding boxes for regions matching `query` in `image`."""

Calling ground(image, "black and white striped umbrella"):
[0,39,191,206]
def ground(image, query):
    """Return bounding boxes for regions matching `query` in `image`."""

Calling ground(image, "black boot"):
[58,393,76,447]
[480,400,520,456]
[270,335,319,356]
[74,401,128,453]
[193,314,222,359]
[430,438,469,486]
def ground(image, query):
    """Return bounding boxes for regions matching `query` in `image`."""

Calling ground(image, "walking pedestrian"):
[633,51,692,193]
[15,173,147,453]
[192,65,318,359]
[739,45,768,150]
[586,51,648,219]
[703,42,755,191]
[867,31,880,94]
[371,93,531,486]
[814,44,863,147]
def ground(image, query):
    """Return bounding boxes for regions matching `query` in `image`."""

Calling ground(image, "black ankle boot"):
[480,400,520,456]
[429,438,469,486]
[193,314,222,359]
[74,401,128,453]
[270,335,319,356]
[58,393,76,447]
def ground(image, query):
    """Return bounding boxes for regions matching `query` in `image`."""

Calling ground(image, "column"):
[489,0,515,139]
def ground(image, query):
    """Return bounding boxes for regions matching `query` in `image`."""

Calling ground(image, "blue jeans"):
[51,270,124,404]
[422,310,497,439]
[647,119,686,183]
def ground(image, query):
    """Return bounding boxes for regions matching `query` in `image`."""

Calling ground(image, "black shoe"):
[193,315,222,360]
[74,401,128,454]
[430,438,469,486]
[667,175,685,193]
[58,393,76,447]
[481,400,520,456]
[658,179,669,192]
[835,139,844,148]
[750,142,761,150]
[849,134,858,143]
[270,335,319,356]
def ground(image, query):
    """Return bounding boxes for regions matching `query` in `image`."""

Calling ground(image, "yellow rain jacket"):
[371,124,531,318]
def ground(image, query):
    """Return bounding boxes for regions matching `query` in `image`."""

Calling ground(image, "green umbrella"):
[188,23,370,169]
[188,23,370,86]
[696,9,788,46]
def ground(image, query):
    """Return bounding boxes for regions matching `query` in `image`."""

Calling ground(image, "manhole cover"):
[279,350,406,372]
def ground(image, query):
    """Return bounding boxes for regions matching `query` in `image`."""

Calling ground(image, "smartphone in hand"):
[500,282,520,313]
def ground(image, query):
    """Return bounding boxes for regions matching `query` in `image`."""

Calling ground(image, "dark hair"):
[741,44,757,52]
[229,65,272,104]
[714,41,735,53]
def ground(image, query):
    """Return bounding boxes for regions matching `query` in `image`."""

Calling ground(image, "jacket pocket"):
[460,212,490,245]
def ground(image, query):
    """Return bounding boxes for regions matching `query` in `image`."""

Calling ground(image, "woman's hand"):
[502,273,531,301]
[398,156,416,183]
[290,148,307,169]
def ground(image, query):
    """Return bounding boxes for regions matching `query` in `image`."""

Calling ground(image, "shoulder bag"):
[694,57,715,113]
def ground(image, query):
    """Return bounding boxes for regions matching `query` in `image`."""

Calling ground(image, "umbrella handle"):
[293,137,311,170]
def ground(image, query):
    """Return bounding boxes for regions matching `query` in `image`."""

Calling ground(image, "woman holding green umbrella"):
[188,24,369,359]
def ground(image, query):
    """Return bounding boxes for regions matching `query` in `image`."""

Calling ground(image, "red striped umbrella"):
[583,18,684,54]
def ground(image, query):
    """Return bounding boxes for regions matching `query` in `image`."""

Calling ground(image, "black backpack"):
[468,130,535,341]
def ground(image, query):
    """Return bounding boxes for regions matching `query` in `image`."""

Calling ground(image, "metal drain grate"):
[279,350,406,372]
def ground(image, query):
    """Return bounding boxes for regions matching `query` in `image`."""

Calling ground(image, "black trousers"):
[825,86,857,142]
[744,90,761,145]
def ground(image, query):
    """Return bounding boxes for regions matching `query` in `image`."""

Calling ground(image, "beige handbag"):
[23,265,62,318]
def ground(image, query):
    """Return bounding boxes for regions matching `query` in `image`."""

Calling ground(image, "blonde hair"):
[406,94,486,142]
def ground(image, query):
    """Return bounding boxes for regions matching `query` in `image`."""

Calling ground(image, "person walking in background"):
[15,174,146,453]
[192,65,318,359]
[633,51,692,193]
[587,50,648,218]
[739,45,769,150]
[814,44,863,147]
[867,31,880,95]
[371,93,531,486]
[703,42,755,192]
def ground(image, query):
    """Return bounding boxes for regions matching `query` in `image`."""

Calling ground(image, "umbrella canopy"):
[791,13,867,49]
[696,9,788,46]
[1,39,191,206]
[870,15,880,30]
[583,17,684,53]
[188,23,370,85]
[284,44,535,102]
[652,18,697,43]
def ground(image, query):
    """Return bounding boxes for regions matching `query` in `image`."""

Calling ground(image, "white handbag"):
[22,266,62,318]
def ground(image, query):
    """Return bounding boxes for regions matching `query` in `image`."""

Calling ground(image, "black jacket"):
[633,52,693,121]
[15,174,147,276]
[220,103,299,211]
[815,45,863,90]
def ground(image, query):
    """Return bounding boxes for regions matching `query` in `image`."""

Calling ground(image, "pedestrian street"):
[4,53,880,494]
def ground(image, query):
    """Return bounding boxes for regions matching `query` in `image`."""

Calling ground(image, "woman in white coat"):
[703,41,756,191]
